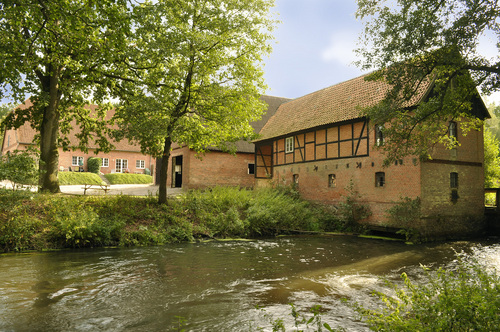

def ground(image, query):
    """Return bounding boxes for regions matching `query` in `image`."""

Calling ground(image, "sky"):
[262,0,367,99]
[263,0,500,104]
[2,0,499,105]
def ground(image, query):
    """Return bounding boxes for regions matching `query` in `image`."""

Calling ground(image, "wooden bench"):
[82,184,111,195]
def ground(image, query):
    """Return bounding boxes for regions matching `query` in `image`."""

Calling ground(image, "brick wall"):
[166,147,256,189]
[58,148,154,174]
[417,126,486,238]
[273,146,422,225]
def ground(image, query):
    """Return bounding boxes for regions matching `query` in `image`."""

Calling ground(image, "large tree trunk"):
[39,72,61,193]
[158,136,172,204]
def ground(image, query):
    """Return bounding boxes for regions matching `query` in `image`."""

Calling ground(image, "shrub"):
[246,188,320,236]
[0,149,40,189]
[354,255,500,331]
[336,180,371,231]
[386,197,421,241]
[87,157,102,174]
[58,172,105,185]
[104,173,153,184]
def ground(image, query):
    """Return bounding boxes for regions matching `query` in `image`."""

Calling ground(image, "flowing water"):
[1,236,499,331]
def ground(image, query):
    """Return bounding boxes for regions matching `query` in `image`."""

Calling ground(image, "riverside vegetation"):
[0,186,349,253]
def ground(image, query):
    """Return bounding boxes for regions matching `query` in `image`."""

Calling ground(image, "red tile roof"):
[11,100,142,152]
[256,73,431,141]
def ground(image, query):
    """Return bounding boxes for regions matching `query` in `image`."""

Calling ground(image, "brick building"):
[162,95,290,189]
[1,100,154,175]
[254,74,490,238]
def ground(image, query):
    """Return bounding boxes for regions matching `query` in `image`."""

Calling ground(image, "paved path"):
[1,181,184,197]
[61,184,184,196]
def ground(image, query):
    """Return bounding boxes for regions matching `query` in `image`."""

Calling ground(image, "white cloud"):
[321,31,361,68]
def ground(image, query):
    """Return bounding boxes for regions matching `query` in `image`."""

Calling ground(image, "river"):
[1,236,499,331]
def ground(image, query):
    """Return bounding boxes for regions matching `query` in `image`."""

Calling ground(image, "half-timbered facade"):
[255,74,490,239]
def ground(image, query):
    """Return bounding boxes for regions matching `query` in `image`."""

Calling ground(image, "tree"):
[356,0,498,163]
[484,128,500,187]
[113,0,276,204]
[0,0,131,193]
[0,103,14,148]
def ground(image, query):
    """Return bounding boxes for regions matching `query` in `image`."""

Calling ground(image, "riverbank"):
[0,186,346,252]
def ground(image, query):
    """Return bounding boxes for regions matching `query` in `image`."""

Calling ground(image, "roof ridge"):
[289,71,373,101]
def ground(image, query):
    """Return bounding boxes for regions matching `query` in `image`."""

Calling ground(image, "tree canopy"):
[0,0,132,192]
[113,0,276,203]
[356,0,498,163]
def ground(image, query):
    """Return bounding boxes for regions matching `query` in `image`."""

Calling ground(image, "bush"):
[58,172,105,185]
[87,157,102,174]
[104,173,153,184]
[0,149,40,189]
[354,255,500,331]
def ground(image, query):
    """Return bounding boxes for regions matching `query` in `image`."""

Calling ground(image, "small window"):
[285,137,294,153]
[293,174,299,184]
[328,174,336,188]
[450,172,459,188]
[248,163,255,175]
[375,125,385,146]
[449,121,458,140]
[72,156,84,166]
[101,158,109,167]
[136,160,145,169]
[375,172,385,187]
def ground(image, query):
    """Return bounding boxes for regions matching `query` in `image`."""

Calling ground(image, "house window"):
[375,125,385,146]
[136,160,145,169]
[285,136,294,153]
[248,163,255,175]
[375,172,385,187]
[72,156,84,166]
[116,159,128,173]
[449,121,458,141]
[101,158,109,167]
[328,174,336,188]
[450,172,459,188]
[293,174,299,185]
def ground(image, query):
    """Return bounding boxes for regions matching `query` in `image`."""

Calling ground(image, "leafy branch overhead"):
[356,0,496,163]
[112,0,277,204]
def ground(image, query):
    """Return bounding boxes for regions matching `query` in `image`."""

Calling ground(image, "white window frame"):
[136,160,145,169]
[101,158,109,167]
[72,156,84,166]
[285,137,294,153]
[116,159,128,173]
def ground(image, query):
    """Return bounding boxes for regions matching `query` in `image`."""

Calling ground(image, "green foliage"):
[112,0,276,204]
[356,0,494,163]
[0,149,40,189]
[386,197,421,241]
[0,0,132,192]
[336,180,371,231]
[58,172,106,185]
[0,103,14,148]
[256,304,343,332]
[354,255,500,331]
[87,157,102,174]
[246,188,322,236]
[104,173,153,184]
[484,128,500,188]
[0,186,343,252]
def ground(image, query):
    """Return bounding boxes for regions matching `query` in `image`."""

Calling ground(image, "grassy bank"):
[58,172,153,185]
[0,186,346,252]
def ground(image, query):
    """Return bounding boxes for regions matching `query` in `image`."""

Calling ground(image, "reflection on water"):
[0,236,499,331]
